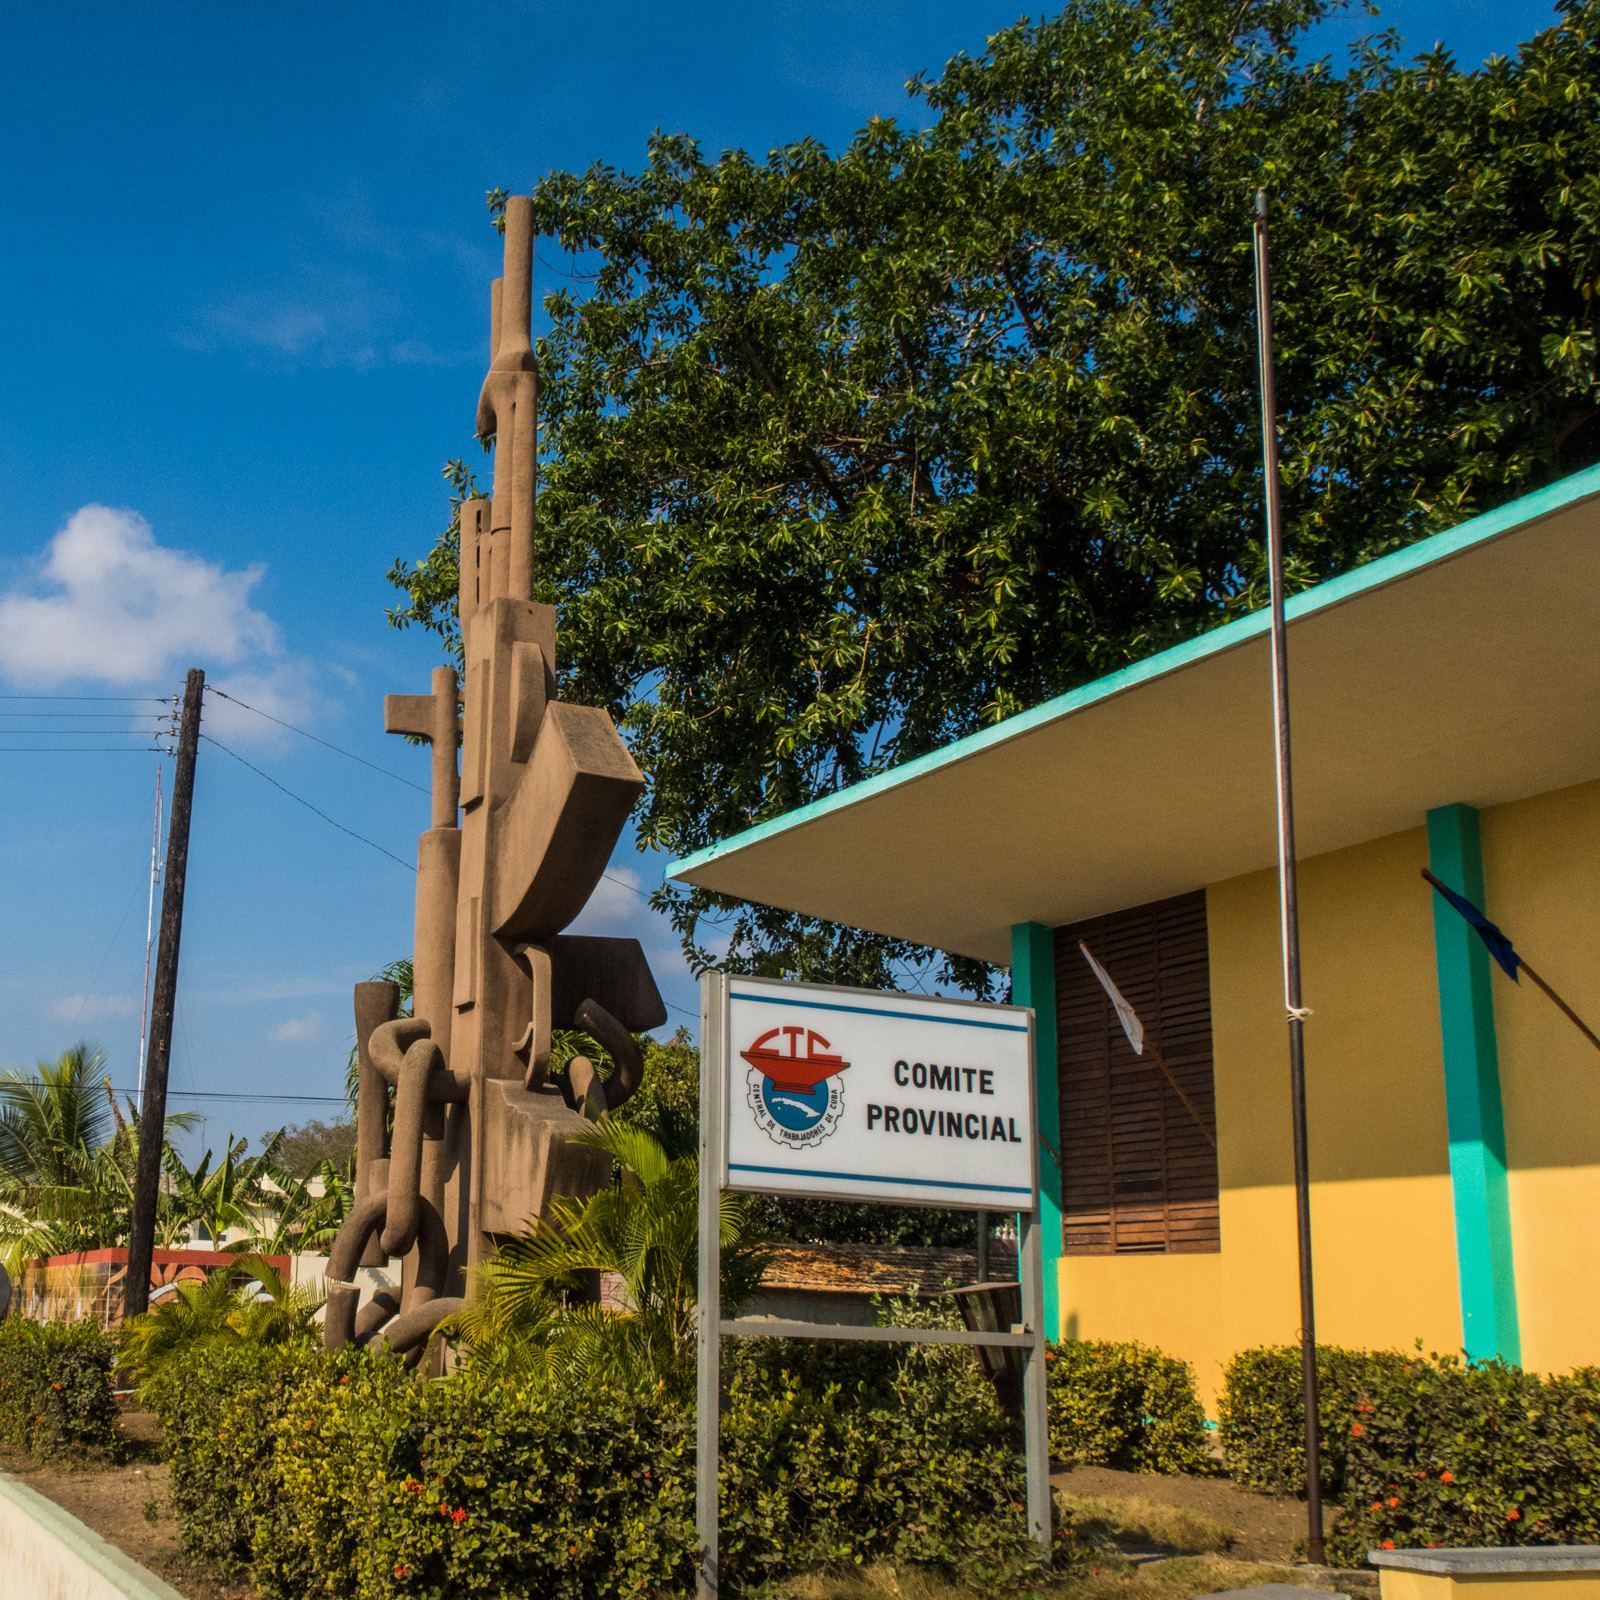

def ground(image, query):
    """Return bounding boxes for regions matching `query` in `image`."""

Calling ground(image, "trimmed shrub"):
[0,1317,122,1462]
[153,1338,1081,1599]
[1220,1343,1412,1496]
[1329,1353,1600,1564]
[1048,1339,1215,1475]
[148,1342,320,1571]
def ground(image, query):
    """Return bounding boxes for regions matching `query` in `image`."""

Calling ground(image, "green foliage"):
[1326,1353,1600,1564]
[391,0,1600,993]
[274,1119,357,1180]
[150,1342,322,1571]
[1219,1342,1412,1496]
[608,1025,700,1158]
[119,1257,323,1392]
[0,1317,123,1462]
[0,1043,205,1270]
[443,1118,767,1397]
[1047,1339,1215,1475]
[153,1331,1075,1599]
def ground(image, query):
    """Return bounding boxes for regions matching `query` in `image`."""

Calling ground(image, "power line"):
[205,686,428,795]
[0,747,163,753]
[0,694,170,702]
[200,734,416,872]
[0,712,166,718]
[0,1080,350,1105]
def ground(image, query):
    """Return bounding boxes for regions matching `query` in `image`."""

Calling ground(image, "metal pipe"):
[1253,188,1325,1566]
[137,766,162,1099]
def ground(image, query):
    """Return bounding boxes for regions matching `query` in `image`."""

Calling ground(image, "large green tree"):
[390,0,1600,992]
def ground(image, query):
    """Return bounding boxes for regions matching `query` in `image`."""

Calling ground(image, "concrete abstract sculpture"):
[325,196,666,1360]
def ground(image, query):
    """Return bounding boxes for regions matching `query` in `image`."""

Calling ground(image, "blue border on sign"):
[729,1161,1033,1196]
[729,991,1029,1034]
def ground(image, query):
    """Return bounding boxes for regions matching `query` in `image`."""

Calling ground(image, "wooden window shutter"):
[1054,890,1220,1255]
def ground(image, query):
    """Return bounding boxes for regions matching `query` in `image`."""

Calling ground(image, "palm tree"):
[443,1118,768,1397]
[118,1255,324,1388]
[224,1159,351,1255]
[162,1133,273,1246]
[0,1044,197,1273]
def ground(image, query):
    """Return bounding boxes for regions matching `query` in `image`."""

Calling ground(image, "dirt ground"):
[1,1415,256,1600]
[1051,1463,1358,1571]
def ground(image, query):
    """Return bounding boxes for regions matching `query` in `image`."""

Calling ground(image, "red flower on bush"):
[1507,1508,1521,1521]
[1372,1503,1384,1513]
[1441,1471,1454,1483]
[1382,1541,1396,1550]
[1389,1497,1400,1508]
[1352,1423,1365,1436]
[51,1383,61,1392]
[452,1508,466,1524]
[394,1565,408,1579]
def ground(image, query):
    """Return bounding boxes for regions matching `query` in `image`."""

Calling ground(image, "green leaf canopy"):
[391,0,1600,990]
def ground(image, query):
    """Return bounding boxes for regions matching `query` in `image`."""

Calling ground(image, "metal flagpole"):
[137,765,164,1101]
[697,971,728,1600]
[1253,189,1326,1566]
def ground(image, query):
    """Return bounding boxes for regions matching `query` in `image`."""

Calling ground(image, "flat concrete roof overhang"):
[667,465,1600,967]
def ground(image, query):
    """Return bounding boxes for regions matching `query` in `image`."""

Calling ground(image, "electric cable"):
[204,686,428,794]
[200,734,416,871]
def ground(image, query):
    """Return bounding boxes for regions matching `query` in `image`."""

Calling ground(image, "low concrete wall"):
[0,1476,184,1600]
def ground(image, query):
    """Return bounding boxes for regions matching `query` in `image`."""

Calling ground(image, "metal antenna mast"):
[1253,189,1326,1567]
[137,764,164,1101]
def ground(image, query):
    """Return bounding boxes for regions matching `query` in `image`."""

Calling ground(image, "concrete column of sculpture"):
[382,666,462,1309]
[330,195,667,1359]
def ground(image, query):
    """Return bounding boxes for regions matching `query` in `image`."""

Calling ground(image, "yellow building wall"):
[1058,778,1600,1411]
[1480,779,1600,1376]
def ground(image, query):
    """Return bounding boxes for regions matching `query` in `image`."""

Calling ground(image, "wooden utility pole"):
[125,667,204,1319]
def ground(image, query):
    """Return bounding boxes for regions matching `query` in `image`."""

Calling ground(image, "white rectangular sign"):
[718,976,1037,1212]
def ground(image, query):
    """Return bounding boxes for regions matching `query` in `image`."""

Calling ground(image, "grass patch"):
[775,1554,1345,1600]
[1056,1492,1237,1555]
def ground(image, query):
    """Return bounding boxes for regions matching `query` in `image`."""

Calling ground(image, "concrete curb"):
[0,1474,186,1600]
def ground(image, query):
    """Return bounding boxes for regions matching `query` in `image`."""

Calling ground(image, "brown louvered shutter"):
[1055,891,1220,1255]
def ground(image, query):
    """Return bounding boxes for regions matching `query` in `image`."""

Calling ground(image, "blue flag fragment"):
[1425,871,1521,982]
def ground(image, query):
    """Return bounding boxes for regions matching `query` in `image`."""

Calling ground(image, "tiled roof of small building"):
[759,1243,1019,1297]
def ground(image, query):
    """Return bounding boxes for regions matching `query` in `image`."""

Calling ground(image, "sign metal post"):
[696,971,1051,1600]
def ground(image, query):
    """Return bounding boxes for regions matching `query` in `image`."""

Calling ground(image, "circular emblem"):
[740,1026,850,1149]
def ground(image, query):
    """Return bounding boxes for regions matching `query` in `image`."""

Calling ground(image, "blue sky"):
[0,0,1559,1154]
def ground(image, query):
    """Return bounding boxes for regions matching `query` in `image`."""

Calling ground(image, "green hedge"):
[153,1337,1080,1598]
[1048,1339,1215,1475]
[1220,1343,1412,1496]
[0,1317,123,1463]
[1330,1353,1600,1563]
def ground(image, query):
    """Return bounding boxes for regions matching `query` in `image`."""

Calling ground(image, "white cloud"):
[203,665,328,753]
[568,867,650,935]
[0,506,275,685]
[49,994,140,1022]
[270,1012,324,1043]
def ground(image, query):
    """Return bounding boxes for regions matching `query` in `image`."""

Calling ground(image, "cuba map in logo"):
[741,1026,851,1149]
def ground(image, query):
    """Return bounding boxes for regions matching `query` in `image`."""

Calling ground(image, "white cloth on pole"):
[1079,941,1145,1056]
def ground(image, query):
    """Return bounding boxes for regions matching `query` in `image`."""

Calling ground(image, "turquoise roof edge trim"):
[666,462,1600,885]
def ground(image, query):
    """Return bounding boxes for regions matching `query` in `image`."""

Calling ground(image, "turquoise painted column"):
[1426,803,1521,1364]
[1011,922,1063,1341]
